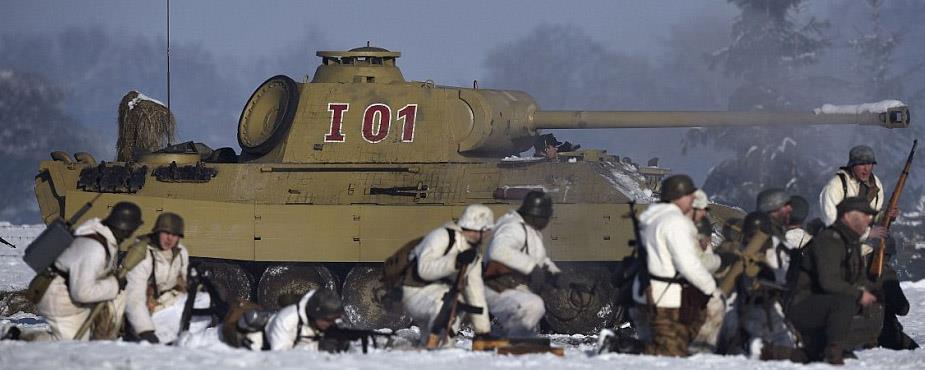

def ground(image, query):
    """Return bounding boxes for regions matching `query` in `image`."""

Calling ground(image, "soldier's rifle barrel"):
[533,108,909,130]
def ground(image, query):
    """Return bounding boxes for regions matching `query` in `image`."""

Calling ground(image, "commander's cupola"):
[311,45,405,84]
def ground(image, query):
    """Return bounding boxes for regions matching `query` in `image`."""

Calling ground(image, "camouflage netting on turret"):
[116,90,175,162]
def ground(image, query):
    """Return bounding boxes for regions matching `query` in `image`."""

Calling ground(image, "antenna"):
[166,0,171,111]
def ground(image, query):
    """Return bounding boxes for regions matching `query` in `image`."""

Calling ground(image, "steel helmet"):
[660,174,697,202]
[304,289,344,320]
[458,204,494,231]
[847,145,877,167]
[692,189,710,210]
[756,188,790,213]
[102,202,143,234]
[517,190,553,218]
[152,212,185,237]
[789,195,810,224]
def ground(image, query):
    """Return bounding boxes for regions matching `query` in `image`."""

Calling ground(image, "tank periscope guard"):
[32,46,911,334]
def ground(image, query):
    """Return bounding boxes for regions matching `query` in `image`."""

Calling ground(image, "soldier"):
[789,197,879,365]
[819,145,897,237]
[264,289,345,351]
[784,196,812,249]
[533,134,561,160]
[629,175,723,357]
[483,190,560,337]
[124,212,190,344]
[401,204,493,342]
[36,202,143,340]
[755,188,794,285]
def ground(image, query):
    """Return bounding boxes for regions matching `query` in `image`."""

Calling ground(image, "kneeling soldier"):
[789,197,879,365]
[36,202,143,340]
[484,191,560,337]
[124,212,190,343]
[402,204,494,343]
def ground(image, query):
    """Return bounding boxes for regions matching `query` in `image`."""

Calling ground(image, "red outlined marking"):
[362,103,391,143]
[325,103,349,142]
[397,104,418,142]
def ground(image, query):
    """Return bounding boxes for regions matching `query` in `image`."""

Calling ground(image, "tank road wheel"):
[342,265,412,330]
[540,263,617,335]
[257,264,337,310]
[196,260,255,305]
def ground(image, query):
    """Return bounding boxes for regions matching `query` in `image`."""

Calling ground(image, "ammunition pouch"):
[26,268,63,305]
[483,261,528,292]
[679,282,710,326]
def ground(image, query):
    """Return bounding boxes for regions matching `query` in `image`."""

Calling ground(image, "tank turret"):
[236,47,910,162]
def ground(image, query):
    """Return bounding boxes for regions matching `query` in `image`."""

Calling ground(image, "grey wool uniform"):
[402,223,491,335]
[124,238,189,341]
[36,218,125,341]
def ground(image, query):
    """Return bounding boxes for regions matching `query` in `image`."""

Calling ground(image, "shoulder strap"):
[80,233,112,267]
[294,310,305,346]
[520,223,529,254]
[148,249,161,298]
[443,228,456,256]
[837,172,848,198]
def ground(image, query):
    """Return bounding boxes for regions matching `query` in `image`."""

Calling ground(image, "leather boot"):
[824,345,845,365]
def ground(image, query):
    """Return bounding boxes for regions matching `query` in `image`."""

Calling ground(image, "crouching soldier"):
[789,197,881,365]
[402,204,494,343]
[124,212,190,344]
[36,202,143,340]
[265,289,345,351]
[484,191,560,337]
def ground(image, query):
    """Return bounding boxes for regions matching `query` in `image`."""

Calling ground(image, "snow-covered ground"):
[2,224,923,369]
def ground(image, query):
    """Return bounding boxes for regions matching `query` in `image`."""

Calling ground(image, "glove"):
[717,251,739,270]
[528,266,548,293]
[138,330,160,344]
[117,276,128,291]
[456,248,478,267]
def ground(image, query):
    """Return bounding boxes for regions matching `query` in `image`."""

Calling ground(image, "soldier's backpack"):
[380,228,455,289]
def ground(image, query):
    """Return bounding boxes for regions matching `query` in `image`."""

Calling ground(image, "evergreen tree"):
[685,0,833,212]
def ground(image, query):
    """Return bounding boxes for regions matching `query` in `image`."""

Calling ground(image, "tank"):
[33,46,910,334]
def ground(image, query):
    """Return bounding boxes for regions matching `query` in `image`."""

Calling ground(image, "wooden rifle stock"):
[869,139,917,279]
[425,262,469,349]
[720,231,769,296]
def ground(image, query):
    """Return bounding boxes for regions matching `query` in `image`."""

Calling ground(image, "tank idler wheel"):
[257,264,337,310]
[341,265,412,330]
[540,263,617,335]
[195,260,255,305]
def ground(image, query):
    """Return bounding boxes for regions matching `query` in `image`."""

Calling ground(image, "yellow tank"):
[33,46,910,334]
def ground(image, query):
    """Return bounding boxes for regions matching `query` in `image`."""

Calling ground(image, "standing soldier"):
[819,145,896,237]
[36,202,143,340]
[483,191,560,337]
[630,175,722,357]
[401,204,494,343]
[789,197,880,365]
[124,212,190,344]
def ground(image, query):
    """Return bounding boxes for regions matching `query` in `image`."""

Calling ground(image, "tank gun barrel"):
[533,106,910,130]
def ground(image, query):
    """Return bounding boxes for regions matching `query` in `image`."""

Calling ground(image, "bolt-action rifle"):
[309,326,395,353]
[0,236,14,248]
[425,259,483,349]
[870,139,917,280]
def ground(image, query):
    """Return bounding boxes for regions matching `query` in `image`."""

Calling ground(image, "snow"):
[812,100,905,115]
[3,223,924,368]
[501,155,544,162]
[128,91,166,110]
[599,162,656,203]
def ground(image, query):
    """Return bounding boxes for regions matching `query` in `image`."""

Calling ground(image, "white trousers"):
[484,286,545,337]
